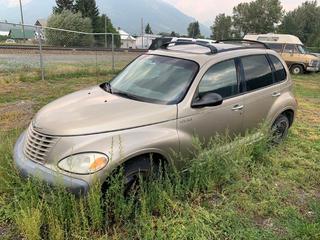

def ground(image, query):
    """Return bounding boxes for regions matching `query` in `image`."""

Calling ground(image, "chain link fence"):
[0,22,150,81]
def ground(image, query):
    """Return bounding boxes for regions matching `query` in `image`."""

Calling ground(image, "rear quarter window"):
[269,55,287,82]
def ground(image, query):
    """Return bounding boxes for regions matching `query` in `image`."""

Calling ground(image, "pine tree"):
[75,0,100,32]
[145,23,153,34]
[53,0,74,14]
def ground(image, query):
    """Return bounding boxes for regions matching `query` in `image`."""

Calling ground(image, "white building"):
[118,29,136,49]
[136,34,161,49]
[0,30,9,37]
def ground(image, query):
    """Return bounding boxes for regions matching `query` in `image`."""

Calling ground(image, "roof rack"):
[160,41,218,54]
[215,39,270,49]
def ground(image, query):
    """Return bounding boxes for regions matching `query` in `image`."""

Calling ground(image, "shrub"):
[46,10,94,47]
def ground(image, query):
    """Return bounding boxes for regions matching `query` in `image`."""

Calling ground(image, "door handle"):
[232,104,244,111]
[272,92,281,97]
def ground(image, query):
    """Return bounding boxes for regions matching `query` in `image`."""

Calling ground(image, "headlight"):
[58,153,108,174]
[309,60,318,67]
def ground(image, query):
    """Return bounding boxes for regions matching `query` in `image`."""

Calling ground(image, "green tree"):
[46,10,94,47]
[279,1,320,46]
[233,0,283,36]
[211,14,233,40]
[187,21,201,38]
[53,0,74,14]
[170,31,180,37]
[95,14,121,47]
[75,0,99,32]
[145,23,153,34]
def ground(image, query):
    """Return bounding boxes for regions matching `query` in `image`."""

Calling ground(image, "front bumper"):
[13,132,90,196]
[306,66,319,72]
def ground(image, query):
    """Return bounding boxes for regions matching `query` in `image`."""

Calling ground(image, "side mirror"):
[191,92,223,108]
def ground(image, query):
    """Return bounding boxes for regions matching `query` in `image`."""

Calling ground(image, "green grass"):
[0,66,319,239]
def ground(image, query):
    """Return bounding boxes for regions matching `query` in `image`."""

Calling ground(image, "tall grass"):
[0,129,274,239]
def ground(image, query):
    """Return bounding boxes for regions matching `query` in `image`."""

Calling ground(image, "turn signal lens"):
[89,157,108,171]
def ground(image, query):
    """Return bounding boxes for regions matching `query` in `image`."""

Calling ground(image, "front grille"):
[24,124,58,164]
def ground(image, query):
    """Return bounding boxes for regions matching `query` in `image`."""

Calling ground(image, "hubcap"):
[293,67,301,74]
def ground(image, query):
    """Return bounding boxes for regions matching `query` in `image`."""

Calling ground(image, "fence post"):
[112,33,115,72]
[36,26,44,81]
[36,26,45,81]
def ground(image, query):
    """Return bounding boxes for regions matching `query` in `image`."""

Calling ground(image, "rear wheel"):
[290,65,304,75]
[271,114,290,145]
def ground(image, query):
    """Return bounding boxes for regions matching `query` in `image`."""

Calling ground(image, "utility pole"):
[105,15,107,48]
[19,0,26,42]
[141,18,144,49]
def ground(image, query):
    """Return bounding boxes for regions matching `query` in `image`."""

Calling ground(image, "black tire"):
[290,65,304,75]
[271,114,290,145]
[123,156,162,196]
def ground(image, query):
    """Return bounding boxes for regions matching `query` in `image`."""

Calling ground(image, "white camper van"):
[244,34,319,74]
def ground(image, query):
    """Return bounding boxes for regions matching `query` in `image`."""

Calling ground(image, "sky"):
[3,0,32,7]
[0,0,309,26]
[164,0,306,24]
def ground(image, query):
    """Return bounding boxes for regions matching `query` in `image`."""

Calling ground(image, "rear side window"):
[267,43,284,53]
[241,55,273,91]
[199,59,238,98]
[269,55,287,82]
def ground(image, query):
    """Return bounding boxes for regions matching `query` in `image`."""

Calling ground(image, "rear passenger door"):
[240,54,281,131]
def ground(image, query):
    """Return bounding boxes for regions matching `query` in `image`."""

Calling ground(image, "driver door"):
[178,58,244,156]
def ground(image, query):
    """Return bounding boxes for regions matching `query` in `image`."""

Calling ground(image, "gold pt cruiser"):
[14,40,297,195]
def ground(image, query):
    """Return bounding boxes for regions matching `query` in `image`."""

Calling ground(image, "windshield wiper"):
[104,82,112,93]
[112,90,143,101]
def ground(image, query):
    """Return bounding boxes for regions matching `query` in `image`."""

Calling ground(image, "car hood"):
[33,86,177,136]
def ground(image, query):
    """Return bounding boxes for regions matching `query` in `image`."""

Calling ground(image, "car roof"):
[149,43,273,66]
[244,34,303,45]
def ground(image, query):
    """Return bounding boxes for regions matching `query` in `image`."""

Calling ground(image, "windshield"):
[297,45,308,54]
[109,55,199,104]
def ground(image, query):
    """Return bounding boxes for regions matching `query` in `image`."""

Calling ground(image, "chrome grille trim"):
[23,124,58,164]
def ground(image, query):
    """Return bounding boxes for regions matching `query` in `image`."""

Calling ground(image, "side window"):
[283,44,296,53]
[198,59,238,99]
[269,55,287,82]
[241,55,273,91]
[267,43,284,53]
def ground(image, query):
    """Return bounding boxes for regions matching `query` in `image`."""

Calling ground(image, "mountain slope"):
[0,0,210,36]
[97,0,210,36]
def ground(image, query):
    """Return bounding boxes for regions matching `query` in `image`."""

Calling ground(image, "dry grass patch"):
[0,101,34,131]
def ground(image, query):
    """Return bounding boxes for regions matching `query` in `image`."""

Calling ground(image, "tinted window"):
[269,55,287,82]
[267,43,284,53]
[242,55,273,91]
[199,60,238,98]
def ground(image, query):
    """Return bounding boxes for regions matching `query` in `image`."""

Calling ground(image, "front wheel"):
[271,114,290,145]
[123,156,154,195]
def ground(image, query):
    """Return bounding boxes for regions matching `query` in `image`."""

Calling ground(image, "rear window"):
[269,55,287,82]
[241,55,273,91]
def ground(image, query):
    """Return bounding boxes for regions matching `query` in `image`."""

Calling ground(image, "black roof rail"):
[215,39,270,49]
[160,41,218,54]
